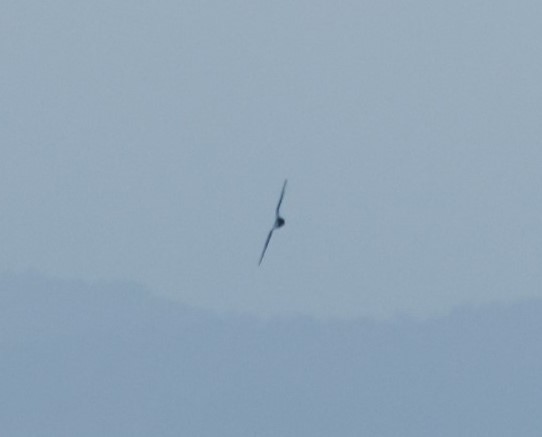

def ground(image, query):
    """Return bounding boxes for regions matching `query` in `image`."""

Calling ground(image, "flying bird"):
[259,179,288,266]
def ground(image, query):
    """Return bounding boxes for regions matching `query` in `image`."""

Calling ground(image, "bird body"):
[259,179,287,266]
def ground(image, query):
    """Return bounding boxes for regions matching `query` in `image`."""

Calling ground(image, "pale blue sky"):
[2,0,542,318]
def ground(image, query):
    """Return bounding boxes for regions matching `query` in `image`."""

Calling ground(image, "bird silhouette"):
[259,179,287,266]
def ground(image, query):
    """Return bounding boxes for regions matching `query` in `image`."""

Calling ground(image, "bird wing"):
[275,179,288,217]
[259,229,274,266]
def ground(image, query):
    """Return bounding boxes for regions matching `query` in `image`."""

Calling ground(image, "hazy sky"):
[2,0,542,318]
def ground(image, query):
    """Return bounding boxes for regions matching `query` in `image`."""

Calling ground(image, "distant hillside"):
[1,273,541,436]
